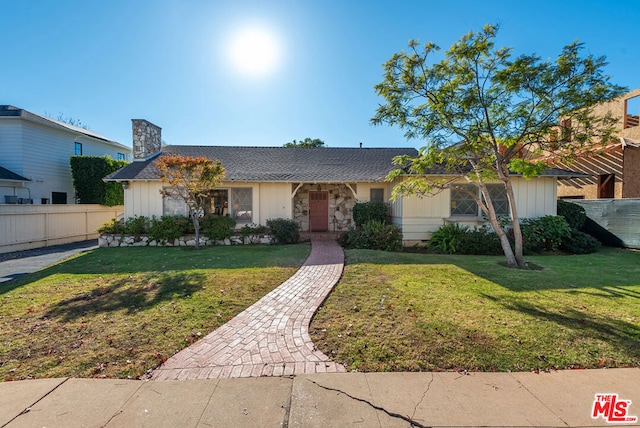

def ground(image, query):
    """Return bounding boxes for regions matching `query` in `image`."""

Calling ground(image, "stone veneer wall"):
[132,119,162,160]
[293,184,355,232]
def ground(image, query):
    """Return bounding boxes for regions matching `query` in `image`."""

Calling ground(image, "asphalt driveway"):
[0,240,97,284]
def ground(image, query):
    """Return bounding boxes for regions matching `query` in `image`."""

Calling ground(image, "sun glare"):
[228,27,280,77]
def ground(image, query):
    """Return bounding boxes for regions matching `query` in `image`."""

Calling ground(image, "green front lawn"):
[310,247,640,372]
[3,243,638,381]
[0,244,310,381]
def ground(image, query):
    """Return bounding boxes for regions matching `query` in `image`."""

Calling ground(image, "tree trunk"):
[503,179,526,267]
[485,206,519,268]
[478,182,520,268]
[191,212,201,250]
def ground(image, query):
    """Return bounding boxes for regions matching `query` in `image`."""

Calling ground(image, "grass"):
[310,247,640,373]
[0,244,310,381]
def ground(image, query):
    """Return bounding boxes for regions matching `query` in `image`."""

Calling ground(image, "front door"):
[309,191,328,231]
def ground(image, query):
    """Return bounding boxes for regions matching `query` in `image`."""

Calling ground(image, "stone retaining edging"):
[98,233,273,248]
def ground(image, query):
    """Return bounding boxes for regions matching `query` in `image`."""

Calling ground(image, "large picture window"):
[484,184,509,216]
[161,187,253,222]
[450,183,509,217]
[231,188,252,222]
[451,184,478,216]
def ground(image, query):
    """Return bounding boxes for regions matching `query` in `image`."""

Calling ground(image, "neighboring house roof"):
[541,137,640,162]
[104,145,583,182]
[0,165,30,182]
[105,146,419,182]
[538,167,588,178]
[0,105,130,151]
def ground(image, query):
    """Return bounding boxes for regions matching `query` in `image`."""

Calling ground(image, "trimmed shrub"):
[456,225,503,255]
[557,200,587,230]
[70,156,128,206]
[266,218,300,244]
[97,218,125,235]
[337,227,359,248]
[427,223,469,254]
[148,216,191,244]
[520,216,571,252]
[201,216,236,241]
[353,202,389,227]
[561,229,601,254]
[124,215,148,237]
[339,220,402,252]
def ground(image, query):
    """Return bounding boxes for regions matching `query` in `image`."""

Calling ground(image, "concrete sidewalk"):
[1,369,639,427]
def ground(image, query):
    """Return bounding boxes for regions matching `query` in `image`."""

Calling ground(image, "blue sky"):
[2,0,638,150]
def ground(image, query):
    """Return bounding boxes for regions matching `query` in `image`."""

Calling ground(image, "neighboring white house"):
[0,105,131,205]
[105,119,577,245]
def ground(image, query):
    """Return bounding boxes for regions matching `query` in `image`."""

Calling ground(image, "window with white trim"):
[450,184,509,217]
[484,184,509,216]
[451,184,478,216]
[231,188,252,223]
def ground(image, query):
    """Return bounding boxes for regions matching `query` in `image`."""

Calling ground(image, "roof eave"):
[7,109,131,151]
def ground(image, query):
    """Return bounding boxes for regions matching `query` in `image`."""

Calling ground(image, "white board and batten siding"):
[393,177,559,244]
[510,176,558,218]
[124,176,558,244]
[124,181,293,226]
[257,182,292,224]
[124,181,164,219]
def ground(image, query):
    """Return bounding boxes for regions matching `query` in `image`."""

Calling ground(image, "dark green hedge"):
[352,201,389,227]
[70,156,128,206]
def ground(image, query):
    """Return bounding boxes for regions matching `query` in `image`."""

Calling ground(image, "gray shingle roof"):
[104,145,583,182]
[105,146,419,182]
[0,165,30,182]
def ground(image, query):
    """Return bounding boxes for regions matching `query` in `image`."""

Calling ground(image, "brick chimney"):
[132,119,162,161]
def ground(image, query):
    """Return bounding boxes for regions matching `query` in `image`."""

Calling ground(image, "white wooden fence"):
[0,205,123,254]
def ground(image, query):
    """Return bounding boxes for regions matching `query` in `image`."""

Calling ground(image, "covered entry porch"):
[292,183,357,233]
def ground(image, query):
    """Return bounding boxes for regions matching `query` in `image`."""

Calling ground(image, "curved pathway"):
[150,236,346,380]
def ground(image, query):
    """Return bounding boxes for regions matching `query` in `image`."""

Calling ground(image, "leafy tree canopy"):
[284,138,325,148]
[372,24,626,267]
[155,154,226,249]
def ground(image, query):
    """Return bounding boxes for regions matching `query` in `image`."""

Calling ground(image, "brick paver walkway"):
[150,236,347,380]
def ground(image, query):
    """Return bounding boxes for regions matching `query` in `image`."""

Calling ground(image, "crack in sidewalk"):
[308,379,432,428]
[1,378,70,428]
[508,373,570,427]
[411,373,434,422]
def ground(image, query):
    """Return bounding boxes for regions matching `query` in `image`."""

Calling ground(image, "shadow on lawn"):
[44,271,206,321]
[498,299,640,364]
[0,244,310,296]
[346,248,640,292]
